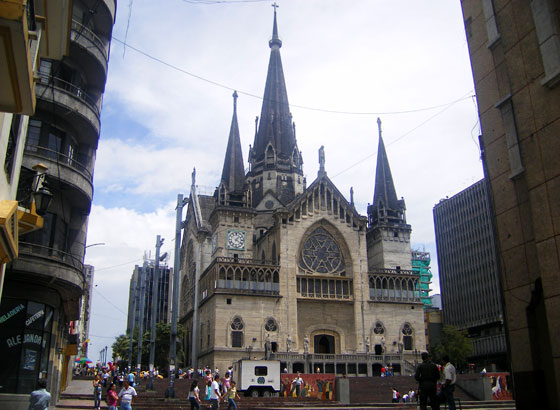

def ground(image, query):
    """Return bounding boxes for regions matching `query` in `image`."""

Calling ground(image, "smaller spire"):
[350,187,354,206]
[233,90,238,114]
[269,3,282,49]
[377,117,382,138]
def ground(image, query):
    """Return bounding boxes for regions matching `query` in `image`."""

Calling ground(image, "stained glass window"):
[299,227,345,275]
[374,322,385,334]
[265,318,277,332]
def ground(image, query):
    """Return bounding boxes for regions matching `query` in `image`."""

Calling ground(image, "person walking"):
[106,383,118,410]
[28,378,51,410]
[209,375,221,410]
[222,380,240,410]
[93,374,102,410]
[415,352,440,410]
[188,380,201,410]
[118,379,137,410]
[440,355,457,410]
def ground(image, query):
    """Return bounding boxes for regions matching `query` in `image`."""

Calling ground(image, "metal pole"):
[166,195,185,398]
[105,346,108,366]
[127,274,137,373]
[147,235,163,390]
[135,263,146,386]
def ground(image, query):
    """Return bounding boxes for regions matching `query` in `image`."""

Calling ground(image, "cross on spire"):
[272,2,279,11]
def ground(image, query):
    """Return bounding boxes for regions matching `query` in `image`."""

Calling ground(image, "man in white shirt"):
[118,379,137,410]
[210,374,221,410]
[441,355,457,410]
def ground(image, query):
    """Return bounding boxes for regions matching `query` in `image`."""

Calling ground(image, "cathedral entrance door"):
[314,334,335,354]
[374,344,383,355]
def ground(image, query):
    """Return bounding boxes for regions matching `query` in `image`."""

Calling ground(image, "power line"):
[330,90,474,179]
[93,288,128,316]
[93,258,144,272]
[110,36,474,116]
[180,0,272,4]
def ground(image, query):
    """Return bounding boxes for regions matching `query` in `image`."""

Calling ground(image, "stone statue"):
[365,337,370,353]
[191,167,196,186]
[318,145,325,173]
[286,335,293,352]
[303,335,309,354]
[265,333,272,360]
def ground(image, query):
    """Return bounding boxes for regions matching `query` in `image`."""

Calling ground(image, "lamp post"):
[166,194,187,398]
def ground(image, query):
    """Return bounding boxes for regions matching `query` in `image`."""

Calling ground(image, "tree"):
[433,325,473,369]
[114,322,186,375]
[112,334,130,362]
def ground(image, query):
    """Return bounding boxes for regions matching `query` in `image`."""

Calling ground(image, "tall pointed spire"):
[220,91,246,196]
[252,4,296,163]
[372,118,399,211]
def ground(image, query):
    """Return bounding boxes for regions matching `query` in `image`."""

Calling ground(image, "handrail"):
[18,242,85,282]
[24,145,93,181]
[215,256,280,266]
[71,19,109,59]
[38,74,101,116]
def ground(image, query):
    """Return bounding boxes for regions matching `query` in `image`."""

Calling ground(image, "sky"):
[84,0,483,362]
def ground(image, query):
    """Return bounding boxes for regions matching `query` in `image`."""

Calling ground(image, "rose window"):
[299,227,345,275]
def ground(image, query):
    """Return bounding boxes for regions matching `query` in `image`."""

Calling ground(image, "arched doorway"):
[374,344,383,355]
[314,334,335,354]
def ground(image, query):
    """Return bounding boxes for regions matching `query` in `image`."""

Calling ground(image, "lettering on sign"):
[0,304,25,324]
[25,310,44,327]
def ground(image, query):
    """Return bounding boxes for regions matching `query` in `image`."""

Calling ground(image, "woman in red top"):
[106,382,118,410]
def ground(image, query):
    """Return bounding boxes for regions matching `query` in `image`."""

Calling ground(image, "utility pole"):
[147,235,164,391]
[135,263,146,386]
[127,274,137,374]
[104,346,108,366]
[166,194,187,398]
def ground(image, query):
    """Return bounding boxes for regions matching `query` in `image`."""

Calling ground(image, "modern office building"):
[178,10,425,379]
[0,1,115,408]
[412,250,433,307]
[461,1,560,407]
[127,258,173,337]
[434,179,507,368]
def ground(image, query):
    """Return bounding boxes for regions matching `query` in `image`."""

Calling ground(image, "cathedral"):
[179,10,425,377]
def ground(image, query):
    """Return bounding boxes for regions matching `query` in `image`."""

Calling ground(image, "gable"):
[255,190,284,212]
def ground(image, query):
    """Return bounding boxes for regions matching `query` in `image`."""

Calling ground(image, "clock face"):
[227,230,246,250]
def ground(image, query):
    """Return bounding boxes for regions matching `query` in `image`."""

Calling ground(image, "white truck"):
[232,359,281,397]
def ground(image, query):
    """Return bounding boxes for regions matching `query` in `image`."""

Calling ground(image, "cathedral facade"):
[179,11,425,376]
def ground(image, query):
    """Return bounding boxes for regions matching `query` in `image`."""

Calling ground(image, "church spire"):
[368,118,406,226]
[251,5,296,164]
[219,91,246,204]
[372,118,399,211]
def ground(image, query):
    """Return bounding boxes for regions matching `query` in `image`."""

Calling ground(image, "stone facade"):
[461,1,560,408]
[179,10,424,377]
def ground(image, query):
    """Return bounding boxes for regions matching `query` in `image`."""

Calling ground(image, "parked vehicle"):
[233,360,280,397]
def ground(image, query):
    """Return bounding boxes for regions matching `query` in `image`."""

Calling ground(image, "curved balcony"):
[70,20,109,84]
[10,242,85,319]
[36,75,100,142]
[22,145,94,203]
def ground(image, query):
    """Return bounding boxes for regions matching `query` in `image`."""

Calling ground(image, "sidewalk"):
[56,379,104,409]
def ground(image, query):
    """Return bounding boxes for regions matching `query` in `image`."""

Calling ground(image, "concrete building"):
[179,10,425,379]
[0,0,72,299]
[127,258,173,336]
[461,1,560,407]
[76,264,94,357]
[433,179,507,369]
[0,1,115,408]
[412,250,433,307]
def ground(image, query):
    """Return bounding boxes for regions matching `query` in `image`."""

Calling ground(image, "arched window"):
[271,242,277,264]
[402,323,413,351]
[231,317,244,348]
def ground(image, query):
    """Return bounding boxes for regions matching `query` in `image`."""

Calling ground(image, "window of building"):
[231,317,244,348]
[373,322,385,335]
[4,114,22,181]
[402,323,414,351]
[0,297,54,394]
[299,227,345,275]
[264,318,277,332]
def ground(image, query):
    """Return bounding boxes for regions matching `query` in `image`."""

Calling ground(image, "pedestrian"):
[222,380,240,410]
[188,380,201,410]
[127,370,135,387]
[291,372,303,397]
[93,374,102,410]
[106,382,118,410]
[222,372,231,395]
[204,369,213,400]
[414,352,440,410]
[440,355,457,410]
[210,374,221,410]
[392,387,399,403]
[118,379,137,410]
[28,378,51,410]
